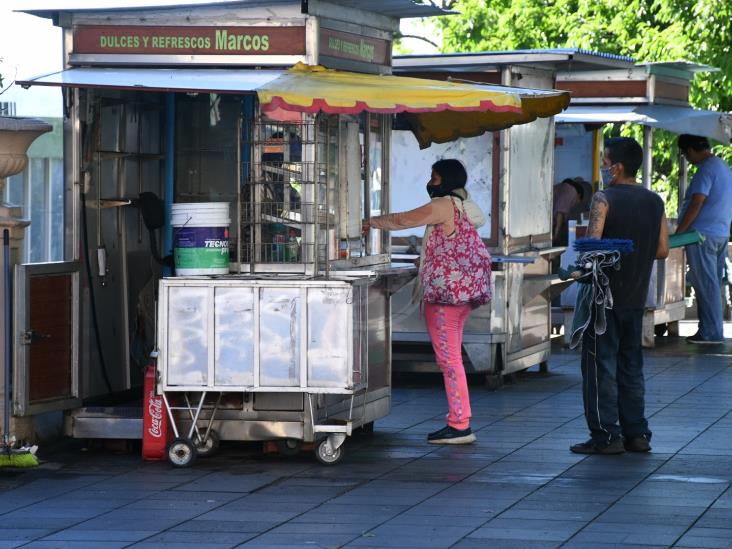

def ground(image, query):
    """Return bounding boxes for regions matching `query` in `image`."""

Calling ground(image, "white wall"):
[554,124,595,184]
[389,130,492,239]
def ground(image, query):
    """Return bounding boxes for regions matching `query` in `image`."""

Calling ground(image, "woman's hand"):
[362,219,371,236]
[414,257,421,269]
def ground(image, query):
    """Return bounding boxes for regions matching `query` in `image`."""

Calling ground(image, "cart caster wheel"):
[315,435,345,465]
[167,438,197,468]
[195,430,220,458]
[655,323,668,337]
[276,438,302,457]
[360,421,375,434]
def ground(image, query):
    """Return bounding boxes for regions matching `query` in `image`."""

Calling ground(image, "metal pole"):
[678,155,688,218]
[3,229,11,449]
[642,125,653,190]
[163,93,176,277]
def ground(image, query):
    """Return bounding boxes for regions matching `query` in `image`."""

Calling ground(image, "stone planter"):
[0,116,53,181]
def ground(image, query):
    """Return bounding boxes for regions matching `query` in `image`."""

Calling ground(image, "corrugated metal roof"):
[397,48,635,63]
[20,0,451,19]
[16,67,284,94]
[324,0,451,18]
[557,105,732,144]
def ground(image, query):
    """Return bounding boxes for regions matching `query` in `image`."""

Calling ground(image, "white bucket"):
[171,202,231,276]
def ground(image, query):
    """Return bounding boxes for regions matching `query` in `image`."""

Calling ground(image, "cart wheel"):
[276,438,302,457]
[315,437,345,465]
[195,430,220,458]
[360,421,375,434]
[655,323,668,337]
[167,438,197,468]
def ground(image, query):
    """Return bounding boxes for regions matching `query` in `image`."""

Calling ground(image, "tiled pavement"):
[1,338,732,548]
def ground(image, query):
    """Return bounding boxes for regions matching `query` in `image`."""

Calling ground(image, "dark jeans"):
[581,308,651,445]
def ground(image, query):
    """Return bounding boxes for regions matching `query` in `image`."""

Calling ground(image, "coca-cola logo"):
[148,392,163,438]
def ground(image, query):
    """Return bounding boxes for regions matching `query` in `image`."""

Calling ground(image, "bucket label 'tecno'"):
[174,227,230,269]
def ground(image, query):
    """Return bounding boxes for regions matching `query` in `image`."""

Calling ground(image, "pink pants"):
[424,302,473,430]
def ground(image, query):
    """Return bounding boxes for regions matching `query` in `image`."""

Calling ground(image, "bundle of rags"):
[566,238,634,349]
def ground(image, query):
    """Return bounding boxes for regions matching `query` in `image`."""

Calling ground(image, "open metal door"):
[13,262,81,416]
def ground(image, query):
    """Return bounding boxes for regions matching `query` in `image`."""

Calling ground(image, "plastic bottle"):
[286,229,300,262]
[272,223,286,262]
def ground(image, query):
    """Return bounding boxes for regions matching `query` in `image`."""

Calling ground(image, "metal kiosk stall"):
[13,1,566,464]
[554,61,732,346]
[388,51,582,384]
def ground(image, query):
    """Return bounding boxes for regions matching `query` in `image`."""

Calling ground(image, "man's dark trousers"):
[581,308,652,445]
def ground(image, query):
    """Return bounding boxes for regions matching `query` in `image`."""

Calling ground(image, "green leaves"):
[435,0,732,215]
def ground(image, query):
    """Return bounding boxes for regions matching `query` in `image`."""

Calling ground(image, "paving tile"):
[139,531,257,545]
[0,528,55,542]
[675,534,732,548]
[23,543,129,549]
[170,520,280,533]
[451,541,559,549]
[41,530,156,542]
[241,532,358,547]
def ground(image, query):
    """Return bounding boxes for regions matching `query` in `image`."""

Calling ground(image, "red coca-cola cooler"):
[142,364,170,460]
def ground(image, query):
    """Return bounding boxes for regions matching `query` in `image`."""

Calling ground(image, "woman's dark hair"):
[678,134,710,152]
[561,178,586,200]
[605,137,643,177]
[432,159,468,192]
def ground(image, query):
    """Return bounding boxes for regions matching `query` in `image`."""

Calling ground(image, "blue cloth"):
[680,156,732,238]
[686,235,729,341]
[581,308,650,445]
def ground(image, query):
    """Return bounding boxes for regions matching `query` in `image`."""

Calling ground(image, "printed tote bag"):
[420,198,492,306]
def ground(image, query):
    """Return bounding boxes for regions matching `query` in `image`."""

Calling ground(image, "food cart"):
[11,1,569,463]
[388,50,625,383]
[554,61,732,346]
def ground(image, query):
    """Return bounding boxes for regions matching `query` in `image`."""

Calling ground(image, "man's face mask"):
[601,164,616,185]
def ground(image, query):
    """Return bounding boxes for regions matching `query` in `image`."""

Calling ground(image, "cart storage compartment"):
[158,278,368,394]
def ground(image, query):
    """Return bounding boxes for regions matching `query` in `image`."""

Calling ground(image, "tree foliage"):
[428,0,732,215]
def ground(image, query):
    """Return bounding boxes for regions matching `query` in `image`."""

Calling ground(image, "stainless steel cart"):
[157,276,378,466]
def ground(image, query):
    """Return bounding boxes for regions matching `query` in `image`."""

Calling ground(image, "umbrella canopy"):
[258,63,570,148]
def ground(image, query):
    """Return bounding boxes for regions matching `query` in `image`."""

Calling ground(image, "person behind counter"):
[571,137,669,456]
[363,159,491,445]
[552,177,585,246]
[676,134,732,345]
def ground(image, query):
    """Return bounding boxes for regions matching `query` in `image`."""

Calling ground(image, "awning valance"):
[17,63,571,148]
[556,105,732,144]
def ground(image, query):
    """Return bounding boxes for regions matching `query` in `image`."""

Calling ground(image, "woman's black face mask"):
[426,183,461,199]
[426,183,444,198]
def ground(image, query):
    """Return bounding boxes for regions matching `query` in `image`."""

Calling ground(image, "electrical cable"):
[80,189,114,394]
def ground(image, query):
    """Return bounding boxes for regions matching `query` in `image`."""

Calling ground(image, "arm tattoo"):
[587,191,609,238]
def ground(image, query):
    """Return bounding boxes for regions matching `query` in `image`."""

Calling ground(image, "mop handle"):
[3,229,10,448]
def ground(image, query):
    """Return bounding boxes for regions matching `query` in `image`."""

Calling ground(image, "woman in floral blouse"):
[364,159,487,444]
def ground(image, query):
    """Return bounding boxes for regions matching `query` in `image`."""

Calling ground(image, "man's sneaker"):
[570,438,625,455]
[686,333,724,345]
[427,426,476,444]
[624,435,651,453]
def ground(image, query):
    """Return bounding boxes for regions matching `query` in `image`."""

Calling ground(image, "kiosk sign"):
[319,28,391,66]
[73,25,306,55]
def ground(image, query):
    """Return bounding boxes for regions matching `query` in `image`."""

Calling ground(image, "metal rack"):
[239,116,340,275]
